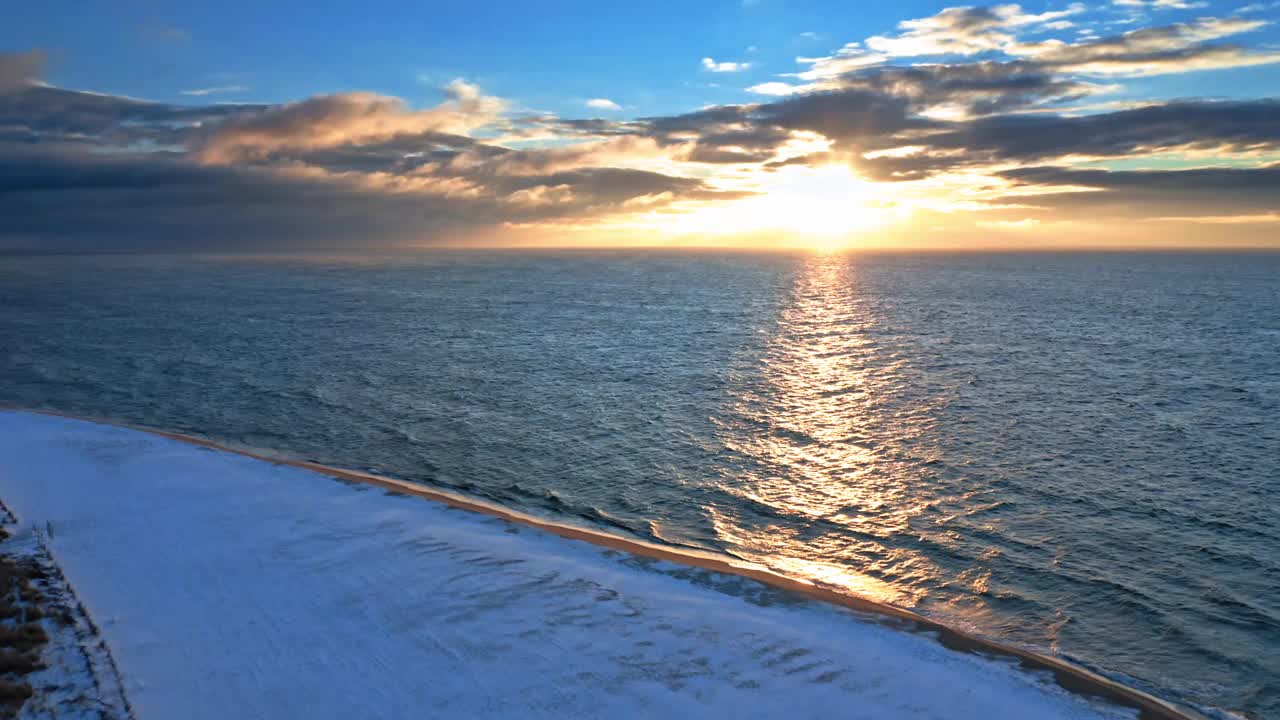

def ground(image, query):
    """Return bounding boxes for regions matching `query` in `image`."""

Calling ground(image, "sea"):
[1,250,1276,718]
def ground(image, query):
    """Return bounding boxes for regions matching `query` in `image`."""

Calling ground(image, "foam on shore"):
[0,410,1199,719]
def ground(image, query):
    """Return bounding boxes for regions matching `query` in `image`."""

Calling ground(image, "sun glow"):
[640,164,907,251]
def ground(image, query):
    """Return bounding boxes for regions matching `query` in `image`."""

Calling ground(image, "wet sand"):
[10,408,1205,720]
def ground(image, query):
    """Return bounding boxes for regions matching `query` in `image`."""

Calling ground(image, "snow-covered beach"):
[0,410,1193,719]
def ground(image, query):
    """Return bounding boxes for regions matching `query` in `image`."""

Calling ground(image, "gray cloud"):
[849,98,1280,180]
[631,89,921,161]
[0,138,747,252]
[0,85,263,147]
[994,164,1280,216]
[924,99,1280,162]
[830,61,1102,116]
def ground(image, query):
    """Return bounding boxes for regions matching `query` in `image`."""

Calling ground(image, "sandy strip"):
[8,408,1203,720]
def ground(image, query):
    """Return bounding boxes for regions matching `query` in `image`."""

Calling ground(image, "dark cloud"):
[627,89,920,162]
[753,89,919,143]
[995,164,1280,217]
[926,99,1280,161]
[0,141,745,251]
[683,145,777,163]
[0,85,263,147]
[0,147,442,251]
[1002,164,1280,191]
[832,62,1100,116]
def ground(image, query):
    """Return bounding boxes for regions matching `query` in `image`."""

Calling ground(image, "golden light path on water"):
[708,253,977,609]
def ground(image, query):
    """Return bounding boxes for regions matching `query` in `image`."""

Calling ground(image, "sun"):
[639,164,901,251]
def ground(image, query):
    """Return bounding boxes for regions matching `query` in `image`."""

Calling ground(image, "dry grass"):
[0,679,31,708]
[0,547,51,719]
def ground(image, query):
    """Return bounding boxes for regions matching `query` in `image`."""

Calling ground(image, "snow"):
[0,411,1134,720]
[0,520,130,720]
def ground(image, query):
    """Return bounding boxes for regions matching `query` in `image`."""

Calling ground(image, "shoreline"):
[5,407,1206,720]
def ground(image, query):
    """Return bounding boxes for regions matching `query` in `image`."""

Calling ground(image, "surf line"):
[9,407,1205,720]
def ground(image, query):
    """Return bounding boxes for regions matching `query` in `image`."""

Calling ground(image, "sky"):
[2,0,1279,252]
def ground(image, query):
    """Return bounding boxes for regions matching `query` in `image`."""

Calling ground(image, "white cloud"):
[180,85,249,97]
[1236,2,1280,13]
[790,44,886,81]
[746,81,806,96]
[585,98,621,111]
[865,3,1087,57]
[702,57,753,72]
[1114,0,1210,9]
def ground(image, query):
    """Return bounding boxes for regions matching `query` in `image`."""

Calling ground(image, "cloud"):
[908,99,1280,171]
[5,4,1280,250]
[1113,0,1209,9]
[197,80,505,163]
[776,7,1278,91]
[0,139,747,252]
[865,3,1086,57]
[0,84,263,148]
[827,61,1106,117]
[701,57,753,72]
[0,147,478,251]
[1237,2,1280,13]
[0,81,751,251]
[1152,212,1280,223]
[1008,17,1280,75]
[759,59,1107,119]
[790,45,886,82]
[180,85,249,97]
[748,13,1279,114]
[0,50,45,94]
[747,82,807,96]
[993,164,1280,217]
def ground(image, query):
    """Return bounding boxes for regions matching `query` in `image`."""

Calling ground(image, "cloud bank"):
[2,4,1279,251]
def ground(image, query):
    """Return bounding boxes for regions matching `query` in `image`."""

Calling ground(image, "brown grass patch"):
[0,678,31,707]
[0,651,42,676]
[0,546,52,719]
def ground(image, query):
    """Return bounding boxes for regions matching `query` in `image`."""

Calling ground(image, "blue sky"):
[10,1,1277,112]
[2,1,1279,250]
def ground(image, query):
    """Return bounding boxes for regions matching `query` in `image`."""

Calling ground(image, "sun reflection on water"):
[709,254,946,607]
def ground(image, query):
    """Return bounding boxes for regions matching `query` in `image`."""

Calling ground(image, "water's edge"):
[4,407,1204,720]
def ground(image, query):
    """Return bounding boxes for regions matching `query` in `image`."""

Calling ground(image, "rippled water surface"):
[2,251,1277,717]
